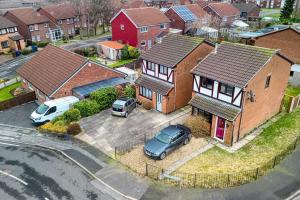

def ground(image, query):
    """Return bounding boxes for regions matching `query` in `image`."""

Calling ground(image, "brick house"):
[135,34,214,114]
[203,2,240,28]
[242,27,300,86]
[190,42,293,146]
[111,7,170,51]
[17,44,126,102]
[232,3,260,20]
[165,4,209,33]
[37,3,79,39]
[4,8,55,42]
[0,16,25,53]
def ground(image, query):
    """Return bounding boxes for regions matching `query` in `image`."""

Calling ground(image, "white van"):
[30,96,79,125]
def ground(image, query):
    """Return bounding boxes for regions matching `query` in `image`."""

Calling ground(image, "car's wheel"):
[184,138,190,145]
[160,152,166,160]
[125,112,128,118]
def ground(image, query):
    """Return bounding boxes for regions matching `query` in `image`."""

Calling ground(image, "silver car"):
[111,97,136,118]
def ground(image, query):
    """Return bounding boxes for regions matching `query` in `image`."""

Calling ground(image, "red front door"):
[216,117,225,140]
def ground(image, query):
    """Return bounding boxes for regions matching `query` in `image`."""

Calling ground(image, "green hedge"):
[73,100,100,118]
[63,108,81,123]
[90,87,117,110]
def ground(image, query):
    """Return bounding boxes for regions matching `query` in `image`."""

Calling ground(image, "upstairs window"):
[120,24,125,30]
[265,75,271,88]
[201,77,213,90]
[140,26,148,33]
[44,23,48,28]
[159,65,168,75]
[147,62,155,71]
[34,24,39,31]
[219,83,234,96]
[29,25,34,32]
[58,20,63,24]
[222,17,227,22]
[160,23,166,29]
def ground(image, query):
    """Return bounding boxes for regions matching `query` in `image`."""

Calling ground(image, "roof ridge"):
[221,41,278,52]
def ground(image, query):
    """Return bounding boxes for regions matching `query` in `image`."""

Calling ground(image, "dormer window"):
[140,26,148,33]
[219,83,234,97]
[120,24,125,30]
[201,77,213,90]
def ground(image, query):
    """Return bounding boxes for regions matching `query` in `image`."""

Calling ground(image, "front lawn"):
[108,59,137,68]
[286,85,300,97]
[178,109,300,174]
[0,82,21,102]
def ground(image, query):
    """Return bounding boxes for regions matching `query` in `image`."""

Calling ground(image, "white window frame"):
[120,24,125,30]
[58,20,63,24]
[34,24,39,31]
[36,35,41,42]
[160,23,166,29]
[222,17,227,22]
[140,40,146,46]
[140,26,148,33]
[44,23,48,28]
[28,82,33,90]
[29,25,34,32]
[67,19,70,24]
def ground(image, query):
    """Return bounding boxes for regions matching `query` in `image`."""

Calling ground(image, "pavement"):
[0,54,35,80]
[0,124,300,200]
[61,35,111,51]
[0,102,37,128]
[78,106,190,156]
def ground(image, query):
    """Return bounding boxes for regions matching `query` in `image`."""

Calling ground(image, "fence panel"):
[0,91,36,111]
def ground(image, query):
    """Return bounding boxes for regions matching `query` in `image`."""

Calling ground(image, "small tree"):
[280,0,295,20]
[124,85,136,98]
[121,45,130,60]
[128,46,140,59]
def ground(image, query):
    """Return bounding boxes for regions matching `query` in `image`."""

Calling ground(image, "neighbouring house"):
[187,26,219,39]
[164,4,209,33]
[0,16,25,53]
[4,8,54,42]
[203,2,240,29]
[241,27,300,87]
[121,0,148,9]
[190,42,293,146]
[37,3,79,40]
[233,3,260,20]
[111,7,170,51]
[17,44,127,102]
[96,41,125,61]
[135,34,215,114]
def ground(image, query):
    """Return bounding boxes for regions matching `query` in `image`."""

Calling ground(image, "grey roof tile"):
[135,75,174,95]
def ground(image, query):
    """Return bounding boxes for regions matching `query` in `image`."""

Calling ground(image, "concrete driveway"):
[0,102,37,128]
[78,106,191,156]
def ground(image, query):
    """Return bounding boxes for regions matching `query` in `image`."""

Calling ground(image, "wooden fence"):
[285,94,300,113]
[0,91,36,111]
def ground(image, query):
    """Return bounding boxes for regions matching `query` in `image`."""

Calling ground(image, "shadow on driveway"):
[0,102,37,128]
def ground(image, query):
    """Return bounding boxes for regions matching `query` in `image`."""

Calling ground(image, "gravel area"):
[119,137,209,174]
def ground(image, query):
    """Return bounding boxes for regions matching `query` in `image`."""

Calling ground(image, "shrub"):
[52,115,65,124]
[142,100,152,110]
[90,87,117,110]
[21,48,32,55]
[74,49,84,56]
[37,42,49,48]
[124,84,136,98]
[63,108,81,123]
[116,85,125,98]
[121,45,130,60]
[73,100,100,117]
[184,116,211,138]
[39,122,67,133]
[67,122,82,135]
[128,46,140,59]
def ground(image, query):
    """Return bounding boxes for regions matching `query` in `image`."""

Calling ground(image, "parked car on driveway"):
[144,124,192,160]
[111,97,136,118]
[30,96,79,125]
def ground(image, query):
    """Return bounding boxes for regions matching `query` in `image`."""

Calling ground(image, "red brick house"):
[135,34,214,114]
[111,7,170,51]
[4,8,53,42]
[203,2,240,28]
[165,4,209,33]
[37,3,79,40]
[190,42,293,146]
[233,3,260,20]
[17,44,126,102]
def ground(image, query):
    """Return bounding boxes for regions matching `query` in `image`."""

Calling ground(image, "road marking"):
[0,170,27,185]
[0,142,19,147]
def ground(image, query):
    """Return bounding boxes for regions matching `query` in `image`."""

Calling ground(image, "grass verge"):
[178,109,300,174]
[108,59,137,68]
[0,82,21,102]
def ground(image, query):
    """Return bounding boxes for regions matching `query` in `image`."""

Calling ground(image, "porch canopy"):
[189,94,241,121]
[135,74,174,95]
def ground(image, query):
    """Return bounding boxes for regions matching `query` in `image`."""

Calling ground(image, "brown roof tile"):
[17,44,86,96]
[189,93,241,121]
[6,8,49,25]
[135,75,174,95]
[0,16,16,29]
[123,7,170,27]
[192,42,277,88]
[41,3,76,20]
[207,2,240,17]
[140,34,204,68]
[185,4,207,18]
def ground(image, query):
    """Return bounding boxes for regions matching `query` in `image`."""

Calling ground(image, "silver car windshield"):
[35,104,49,114]
[155,132,172,144]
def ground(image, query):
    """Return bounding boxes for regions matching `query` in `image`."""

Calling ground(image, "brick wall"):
[53,63,124,98]
[165,9,185,32]
[238,55,291,138]
[30,23,51,42]
[4,12,31,40]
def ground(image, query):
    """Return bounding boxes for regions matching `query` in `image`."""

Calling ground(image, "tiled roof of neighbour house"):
[232,3,259,14]
[0,16,16,29]
[185,4,207,18]
[40,3,76,20]
[140,34,204,68]
[171,5,198,22]
[194,0,210,8]
[122,0,147,9]
[17,44,87,97]
[5,8,50,25]
[192,42,277,88]
[135,75,174,95]
[206,2,240,17]
[8,33,24,41]
[189,93,241,121]
[98,41,125,50]
[120,7,170,27]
